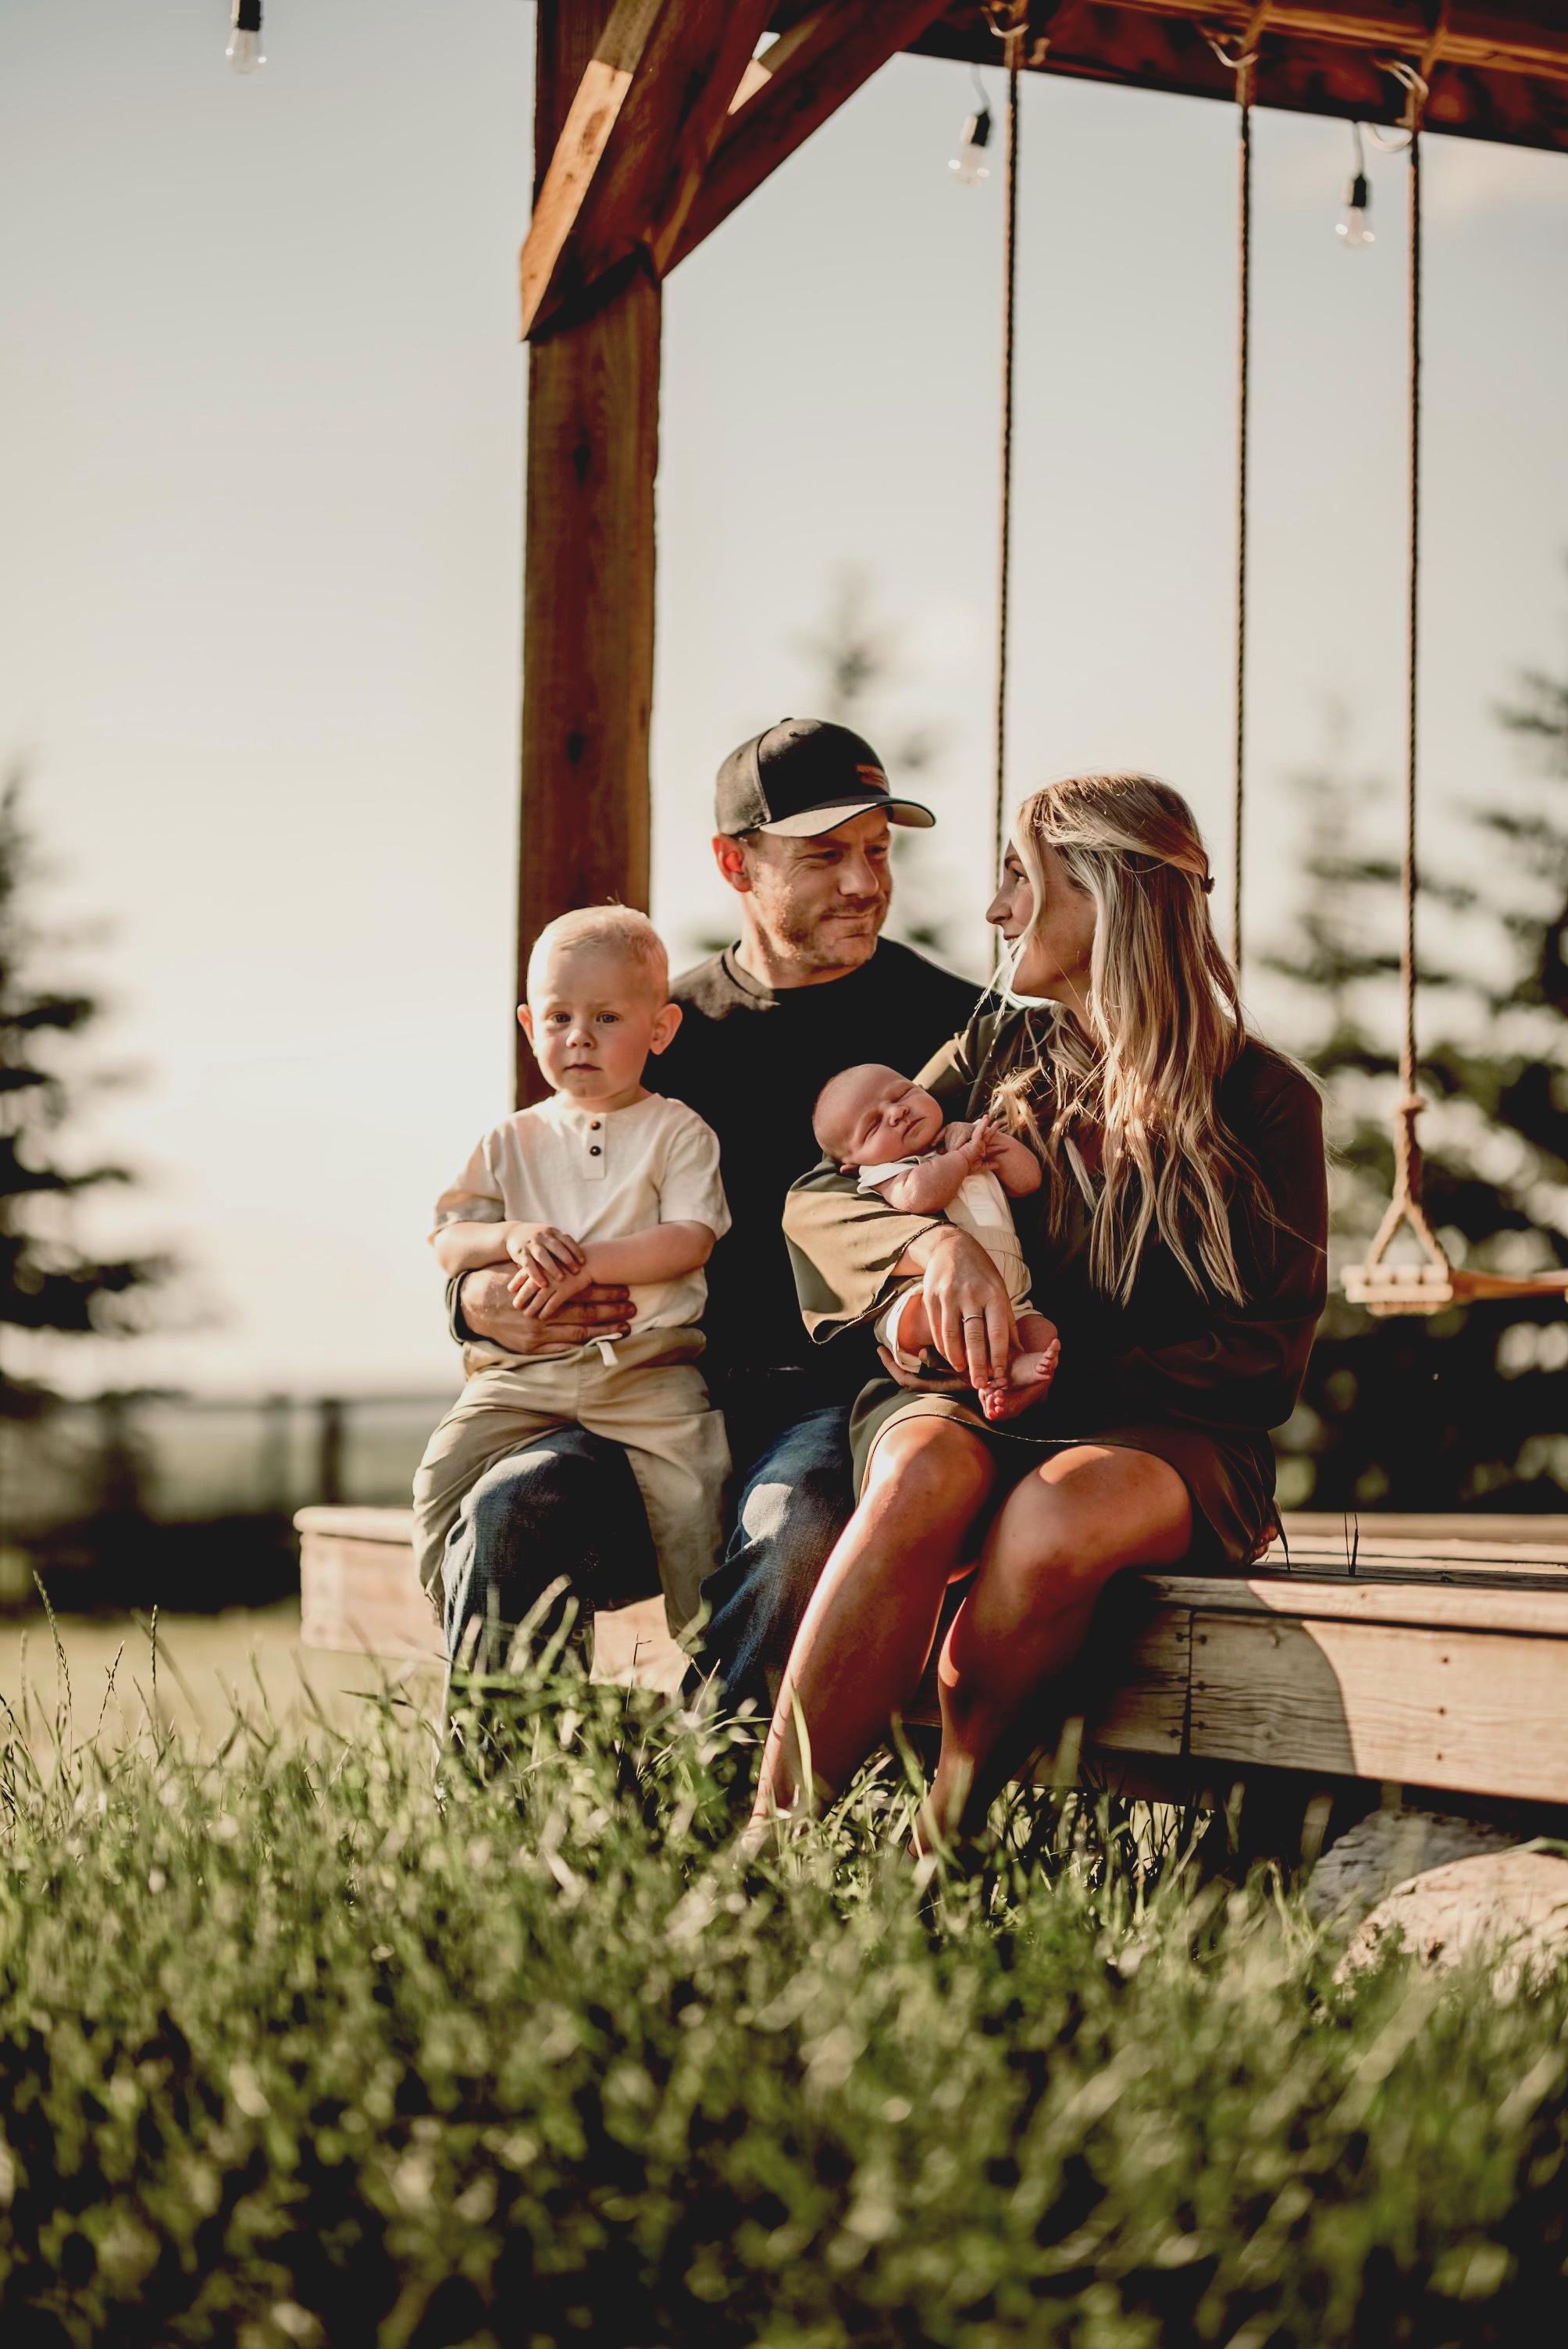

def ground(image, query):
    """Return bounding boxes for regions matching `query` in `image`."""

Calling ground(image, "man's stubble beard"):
[768,889,891,975]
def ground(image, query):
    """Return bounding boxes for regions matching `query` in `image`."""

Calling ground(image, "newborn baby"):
[812,1062,1060,1420]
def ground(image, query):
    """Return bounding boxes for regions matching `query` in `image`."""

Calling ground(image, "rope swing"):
[968,24,1566,1316]
[1206,16,1263,978]
[1342,66,1568,1315]
[990,3,1028,875]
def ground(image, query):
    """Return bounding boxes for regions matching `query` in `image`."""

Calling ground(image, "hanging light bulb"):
[950,104,992,184]
[1336,123,1373,247]
[226,0,265,75]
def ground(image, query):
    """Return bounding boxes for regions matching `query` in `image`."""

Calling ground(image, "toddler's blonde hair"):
[525,906,670,1003]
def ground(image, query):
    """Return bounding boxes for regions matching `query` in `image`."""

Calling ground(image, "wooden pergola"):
[515,1,1568,1101]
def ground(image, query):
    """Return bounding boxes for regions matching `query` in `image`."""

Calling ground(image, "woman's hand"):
[909,1225,1017,1391]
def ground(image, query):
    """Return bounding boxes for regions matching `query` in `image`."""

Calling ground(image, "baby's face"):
[832,1067,945,1166]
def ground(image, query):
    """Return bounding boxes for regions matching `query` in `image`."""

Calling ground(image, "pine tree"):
[1264,622,1568,1513]
[0,775,170,1420]
[793,569,961,965]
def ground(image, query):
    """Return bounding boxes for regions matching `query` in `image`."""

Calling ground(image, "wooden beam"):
[521,0,776,340]
[920,1,1568,82]
[518,0,666,337]
[666,0,957,273]
[912,1,1568,152]
[517,2,662,1107]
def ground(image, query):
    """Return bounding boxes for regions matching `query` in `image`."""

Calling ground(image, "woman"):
[754,773,1327,1845]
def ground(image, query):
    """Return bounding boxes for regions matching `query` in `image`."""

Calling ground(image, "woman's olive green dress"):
[782,1004,1328,1568]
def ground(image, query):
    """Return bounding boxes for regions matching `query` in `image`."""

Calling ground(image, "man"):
[443,718,978,1709]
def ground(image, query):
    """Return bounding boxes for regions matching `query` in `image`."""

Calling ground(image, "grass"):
[0,1612,1564,2347]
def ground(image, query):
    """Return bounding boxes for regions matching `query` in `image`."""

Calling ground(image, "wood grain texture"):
[1188,1611,1568,1802]
[522,0,775,338]
[1084,1609,1191,1756]
[292,1504,1568,1801]
[519,0,667,336]
[298,1531,443,1663]
[668,0,956,271]
[515,3,661,1108]
[1140,1573,1568,1638]
[515,269,661,1107]
[911,2,1568,153]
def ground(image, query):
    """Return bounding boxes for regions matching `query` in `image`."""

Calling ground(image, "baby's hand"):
[944,1115,993,1168]
[505,1223,585,1288]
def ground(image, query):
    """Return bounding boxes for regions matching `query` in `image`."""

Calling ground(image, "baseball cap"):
[715,718,936,839]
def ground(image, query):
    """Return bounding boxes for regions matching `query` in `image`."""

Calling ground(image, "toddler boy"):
[412,907,731,1635]
[812,1063,1059,1420]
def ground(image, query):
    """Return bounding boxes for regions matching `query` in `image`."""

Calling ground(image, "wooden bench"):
[295,1507,1568,1808]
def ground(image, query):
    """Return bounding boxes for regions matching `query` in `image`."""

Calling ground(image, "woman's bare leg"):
[749,1416,996,1828]
[925,1445,1192,1841]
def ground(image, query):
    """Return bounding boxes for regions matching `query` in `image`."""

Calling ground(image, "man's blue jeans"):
[693,1400,853,1715]
[440,1427,656,1670]
[440,1397,854,1709]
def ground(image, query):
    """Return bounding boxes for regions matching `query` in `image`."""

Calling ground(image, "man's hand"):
[510,1262,593,1322]
[458,1264,629,1355]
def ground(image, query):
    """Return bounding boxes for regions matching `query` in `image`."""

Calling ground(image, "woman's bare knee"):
[867,1417,995,1522]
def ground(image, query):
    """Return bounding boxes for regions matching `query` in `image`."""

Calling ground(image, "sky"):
[3,1,1566,1401]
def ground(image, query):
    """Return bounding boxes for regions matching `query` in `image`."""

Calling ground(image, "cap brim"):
[753,793,936,839]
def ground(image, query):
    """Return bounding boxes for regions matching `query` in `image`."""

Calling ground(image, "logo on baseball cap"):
[715,718,936,839]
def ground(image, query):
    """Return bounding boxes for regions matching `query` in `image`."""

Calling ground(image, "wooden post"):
[516,0,659,1107]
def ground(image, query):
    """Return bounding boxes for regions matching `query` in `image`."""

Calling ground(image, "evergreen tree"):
[1265,622,1568,1513]
[0,776,169,1420]
[793,569,964,966]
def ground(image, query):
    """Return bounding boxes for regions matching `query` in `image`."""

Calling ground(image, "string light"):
[1337,121,1373,247]
[950,67,992,185]
[226,0,265,76]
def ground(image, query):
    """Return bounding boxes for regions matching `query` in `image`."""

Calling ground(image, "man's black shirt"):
[657,939,979,1402]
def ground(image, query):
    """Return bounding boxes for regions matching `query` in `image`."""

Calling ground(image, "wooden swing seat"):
[1342,1263,1568,1317]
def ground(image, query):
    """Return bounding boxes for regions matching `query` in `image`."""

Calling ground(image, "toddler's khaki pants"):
[412,1328,729,1638]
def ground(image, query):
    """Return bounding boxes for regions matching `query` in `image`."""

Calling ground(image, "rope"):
[1362,67,1447,1280]
[993,20,1023,876]
[1231,54,1253,978]
[1401,118,1421,1118]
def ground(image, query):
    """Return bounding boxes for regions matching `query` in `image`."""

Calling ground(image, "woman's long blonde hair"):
[993,772,1260,1305]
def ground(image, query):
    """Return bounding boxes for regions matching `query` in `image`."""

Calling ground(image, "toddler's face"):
[519,946,676,1107]
[832,1067,944,1167]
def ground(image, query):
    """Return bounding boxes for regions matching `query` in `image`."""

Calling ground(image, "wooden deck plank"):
[1187,1613,1568,1803]
[1141,1574,1568,1638]
[292,1505,1568,1805]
